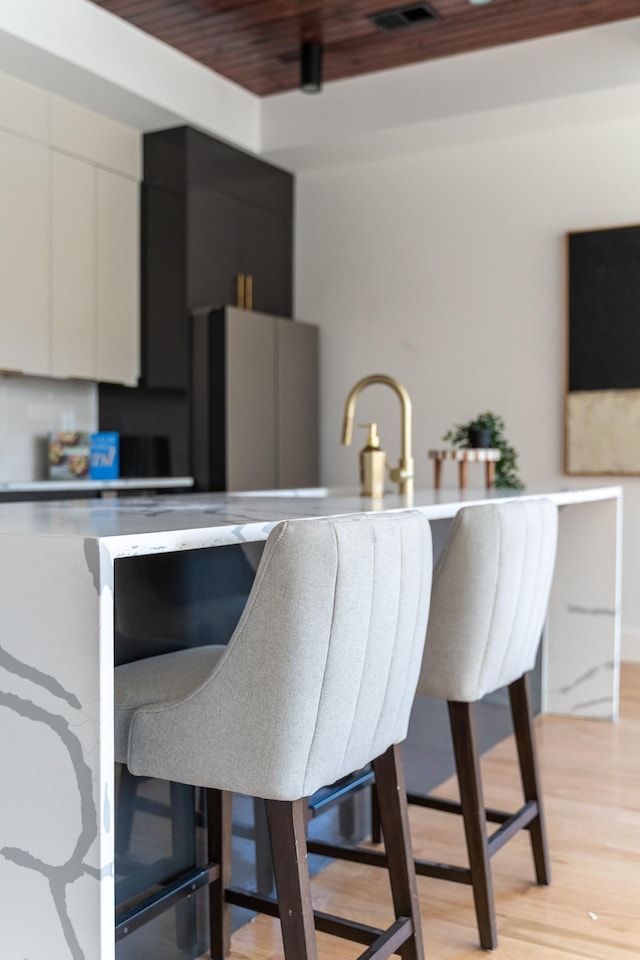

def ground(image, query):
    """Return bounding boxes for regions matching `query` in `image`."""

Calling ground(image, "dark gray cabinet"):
[142,185,187,391]
[99,127,304,485]
[142,127,293,391]
[191,307,319,492]
[187,186,241,311]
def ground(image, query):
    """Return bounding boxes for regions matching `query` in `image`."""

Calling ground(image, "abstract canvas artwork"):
[566,224,640,474]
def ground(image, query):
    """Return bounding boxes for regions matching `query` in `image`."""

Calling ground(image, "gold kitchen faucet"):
[341,374,414,497]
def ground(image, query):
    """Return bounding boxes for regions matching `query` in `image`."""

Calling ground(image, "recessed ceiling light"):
[468,0,494,5]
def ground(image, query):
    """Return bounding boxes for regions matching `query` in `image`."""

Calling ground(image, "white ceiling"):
[2,0,640,171]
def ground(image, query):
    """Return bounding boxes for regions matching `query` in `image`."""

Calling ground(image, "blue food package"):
[90,432,120,480]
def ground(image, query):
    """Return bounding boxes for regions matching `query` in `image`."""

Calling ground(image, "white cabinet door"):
[96,169,140,385]
[0,71,48,142]
[51,152,96,379]
[52,161,139,384]
[51,96,141,178]
[0,88,140,384]
[0,131,50,375]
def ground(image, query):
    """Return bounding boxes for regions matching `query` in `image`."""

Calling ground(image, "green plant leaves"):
[442,411,524,489]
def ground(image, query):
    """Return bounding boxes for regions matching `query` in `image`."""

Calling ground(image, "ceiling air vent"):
[370,4,440,32]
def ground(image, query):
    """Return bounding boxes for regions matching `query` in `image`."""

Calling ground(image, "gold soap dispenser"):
[359,422,387,498]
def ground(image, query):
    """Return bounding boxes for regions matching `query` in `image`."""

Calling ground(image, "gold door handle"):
[236,273,246,309]
[236,273,254,310]
[244,274,253,311]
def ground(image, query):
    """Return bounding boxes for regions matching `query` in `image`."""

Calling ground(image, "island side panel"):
[0,533,115,960]
[544,495,621,719]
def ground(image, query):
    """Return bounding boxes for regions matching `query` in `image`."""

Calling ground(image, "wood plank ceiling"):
[88,0,640,97]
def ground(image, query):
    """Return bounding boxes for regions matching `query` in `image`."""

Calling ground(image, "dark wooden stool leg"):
[115,765,140,855]
[265,797,318,960]
[207,789,232,960]
[172,783,197,952]
[338,792,359,842]
[509,675,551,886]
[252,798,274,894]
[372,744,425,960]
[370,781,382,843]
[448,701,497,950]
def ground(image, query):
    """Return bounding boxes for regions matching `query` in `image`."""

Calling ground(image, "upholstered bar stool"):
[114,510,433,960]
[393,498,558,950]
[318,499,558,950]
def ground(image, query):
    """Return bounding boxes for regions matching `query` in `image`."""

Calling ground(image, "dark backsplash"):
[98,382,189,477]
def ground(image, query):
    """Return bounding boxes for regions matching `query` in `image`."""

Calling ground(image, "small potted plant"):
[443,411,524,489]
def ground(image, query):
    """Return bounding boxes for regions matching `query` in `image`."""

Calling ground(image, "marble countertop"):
[0,484,622,559]
[0,476,194,493]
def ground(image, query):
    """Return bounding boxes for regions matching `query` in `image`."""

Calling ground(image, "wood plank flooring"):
[224,663,640,960]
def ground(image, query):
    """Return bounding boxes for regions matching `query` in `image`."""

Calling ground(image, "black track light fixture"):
[301,40,323,94]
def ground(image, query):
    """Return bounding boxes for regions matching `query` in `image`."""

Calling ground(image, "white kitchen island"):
[0,485,621,960]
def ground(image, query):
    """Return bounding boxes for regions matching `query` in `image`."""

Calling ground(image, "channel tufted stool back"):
[115,510,433,960]
[418,498,558,704]
[400,498,558,949]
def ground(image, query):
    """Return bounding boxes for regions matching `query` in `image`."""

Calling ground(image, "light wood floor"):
[225,662,640,960]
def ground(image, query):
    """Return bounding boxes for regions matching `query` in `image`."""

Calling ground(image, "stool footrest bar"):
[115,863,220,940]
[487,801,539,855]
[406,790,530,826]
[308,768,375,816]
[306,838,389,867]
[414,858,473,884]
[356,918,413,960]
[225,886,409,950]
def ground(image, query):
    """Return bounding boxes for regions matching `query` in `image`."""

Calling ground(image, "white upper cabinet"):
[0,131,50,375]
[0,70,141,385]
[51,152,97,379]
[0,71,48,142]
[51,157,141,386]
[97,169,140,386]
[50,97,141,179]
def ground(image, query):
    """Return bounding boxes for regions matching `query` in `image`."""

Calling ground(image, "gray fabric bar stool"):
[313,499,558,950]
[114,510,433,960]
[385,498,558,949]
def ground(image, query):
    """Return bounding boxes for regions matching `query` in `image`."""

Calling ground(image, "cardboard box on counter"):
[48,432,90,480]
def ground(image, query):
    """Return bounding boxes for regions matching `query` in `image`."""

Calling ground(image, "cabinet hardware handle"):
[244,274,253,311]
[236,273,246,309]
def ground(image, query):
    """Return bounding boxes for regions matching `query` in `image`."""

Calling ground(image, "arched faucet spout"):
[341,374,414,497]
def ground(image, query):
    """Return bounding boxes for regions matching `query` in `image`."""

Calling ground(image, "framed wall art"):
[565,223,640,475]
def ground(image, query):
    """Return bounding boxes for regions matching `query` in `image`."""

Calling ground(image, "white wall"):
[295,109,640,661]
